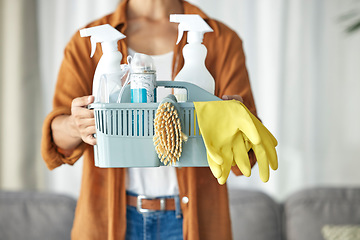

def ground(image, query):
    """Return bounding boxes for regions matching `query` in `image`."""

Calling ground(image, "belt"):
[126,194,176,213]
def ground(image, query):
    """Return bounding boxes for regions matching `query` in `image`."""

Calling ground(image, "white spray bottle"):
[170,14,214,102]
[80,24,127,103]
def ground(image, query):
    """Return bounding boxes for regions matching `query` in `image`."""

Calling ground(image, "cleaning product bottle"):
[80,24,126,103]
[170,14,214,102]
[129,53,157,103]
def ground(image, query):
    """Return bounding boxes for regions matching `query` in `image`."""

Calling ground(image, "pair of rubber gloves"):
[193,100,278,184]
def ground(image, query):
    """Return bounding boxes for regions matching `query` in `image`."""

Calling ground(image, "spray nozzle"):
[80,24,126,58]
[170,14,213,44]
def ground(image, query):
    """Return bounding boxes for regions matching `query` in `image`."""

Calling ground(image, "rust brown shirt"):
[41,1,257,239]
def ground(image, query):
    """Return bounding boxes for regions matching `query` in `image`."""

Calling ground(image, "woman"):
[42,0,257,239]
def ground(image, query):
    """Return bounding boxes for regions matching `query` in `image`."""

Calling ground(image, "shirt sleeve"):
[206,21,258,176]
[41,32,94,170]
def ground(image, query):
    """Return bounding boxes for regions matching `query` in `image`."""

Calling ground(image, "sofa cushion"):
[0,191,76,240]
[229,188,282,240]
[284,187,360,240]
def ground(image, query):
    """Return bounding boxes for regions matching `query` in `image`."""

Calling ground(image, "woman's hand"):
[70,95,96,146]
[51,95,96,153]
[222,95,244,103]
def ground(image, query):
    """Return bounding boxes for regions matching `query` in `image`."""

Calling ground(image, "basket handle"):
[156,81,220,102]
[117,81,220,103]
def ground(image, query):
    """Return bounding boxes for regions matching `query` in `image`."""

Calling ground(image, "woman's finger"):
[72,95,94,108]
[222,95,243,103]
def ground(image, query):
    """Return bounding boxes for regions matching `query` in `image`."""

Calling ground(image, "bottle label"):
[130,73,157,103]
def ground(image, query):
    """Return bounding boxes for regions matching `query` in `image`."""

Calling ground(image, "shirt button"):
[182,196,189,204]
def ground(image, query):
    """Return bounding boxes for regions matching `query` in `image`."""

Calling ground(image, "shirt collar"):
[109,0,129,31]
[182,1,210,20]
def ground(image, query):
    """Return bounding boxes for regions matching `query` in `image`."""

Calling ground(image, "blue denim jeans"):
[125,193,183,240]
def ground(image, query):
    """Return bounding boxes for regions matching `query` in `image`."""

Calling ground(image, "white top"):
[126,48,179,197]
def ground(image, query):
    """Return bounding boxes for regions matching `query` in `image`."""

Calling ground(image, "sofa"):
[1,187,360,240]
[229,187,360,240]
[0,191,76,240]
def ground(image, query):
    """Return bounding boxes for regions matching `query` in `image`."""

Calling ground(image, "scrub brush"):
[153,95,188,165]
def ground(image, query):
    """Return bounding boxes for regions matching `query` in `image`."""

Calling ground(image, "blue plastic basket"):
[90,81,220,168]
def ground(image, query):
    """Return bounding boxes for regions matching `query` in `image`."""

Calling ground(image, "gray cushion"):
[0,191,76,240]
[229,188,282,240]
[284,187,360,240]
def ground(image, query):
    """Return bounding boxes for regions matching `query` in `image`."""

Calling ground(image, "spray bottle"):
[80,24,127,103]
[170,14,214,102]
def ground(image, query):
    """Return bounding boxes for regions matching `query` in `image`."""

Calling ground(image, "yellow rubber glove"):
[216,131,252,184]
[193,100,260,180]
[241,102,278,181]
[246,110,278,171]
[194,100,278,184]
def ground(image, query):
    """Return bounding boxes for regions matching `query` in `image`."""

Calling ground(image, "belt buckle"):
[137,195,166,213]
